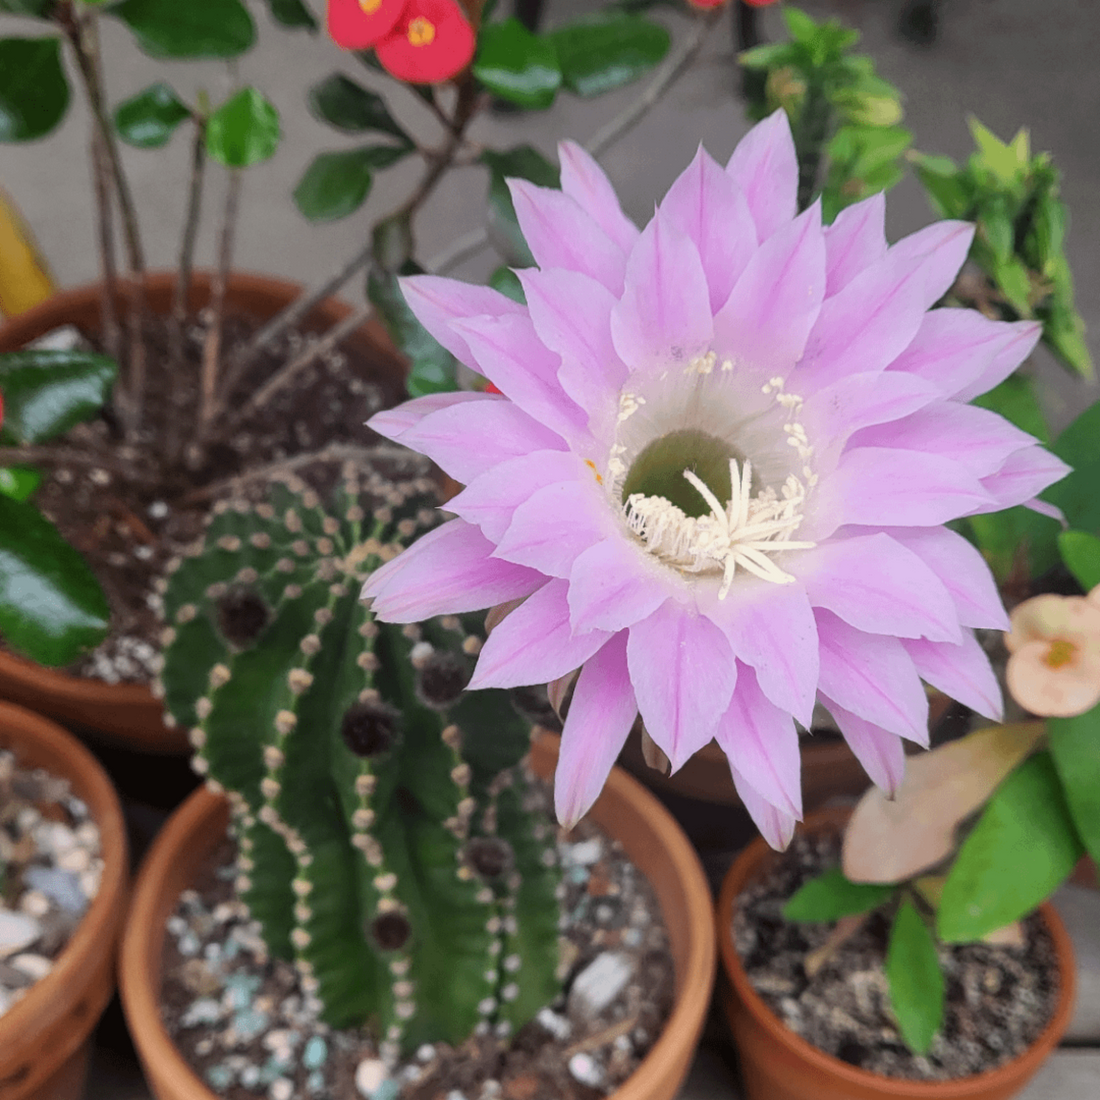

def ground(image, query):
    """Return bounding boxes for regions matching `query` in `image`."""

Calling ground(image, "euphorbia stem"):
[90,127,121,365]
[169,118,208,374]
[62,5,147,433]
[198,169,241,436]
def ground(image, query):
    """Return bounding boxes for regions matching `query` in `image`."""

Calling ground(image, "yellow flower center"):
[407,16,436,46]
[359,0,382,12]
[1044,638,1077,669]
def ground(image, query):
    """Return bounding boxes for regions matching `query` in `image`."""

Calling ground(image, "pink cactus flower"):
[1005,589,1100,717]
[362,111,1068,848]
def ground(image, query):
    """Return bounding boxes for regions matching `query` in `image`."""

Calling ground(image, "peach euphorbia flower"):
[1005,587,1100,716]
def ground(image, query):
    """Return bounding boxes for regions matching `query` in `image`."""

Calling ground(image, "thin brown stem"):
[223,78,484,392]
[427,14,717,276]
[178,441,410,505]
[198,168,241,432]
[0,444,155,481]
[169,118,207,373]
[90,126,121,365]
[222,304,374,435]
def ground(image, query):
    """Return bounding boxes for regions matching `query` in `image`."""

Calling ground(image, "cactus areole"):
[158,458,562,1057]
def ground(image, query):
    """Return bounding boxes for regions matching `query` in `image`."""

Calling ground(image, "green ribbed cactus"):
[155,458,562,1059]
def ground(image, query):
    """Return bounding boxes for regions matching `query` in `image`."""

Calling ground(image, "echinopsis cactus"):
[155,458,562,1059]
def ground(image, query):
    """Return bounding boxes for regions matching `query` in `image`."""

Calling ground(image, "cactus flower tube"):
[363,111,1068,849]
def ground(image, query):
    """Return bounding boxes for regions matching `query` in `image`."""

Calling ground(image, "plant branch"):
[169,117,208,374]
[427,12,719,275]
[198,168,242,434]
[222,304,374,435]
[179,441,414,505]
[224,78,484,388]
[90,126,121,365]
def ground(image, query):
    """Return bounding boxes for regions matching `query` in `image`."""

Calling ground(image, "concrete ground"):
[4,0,1100,1097]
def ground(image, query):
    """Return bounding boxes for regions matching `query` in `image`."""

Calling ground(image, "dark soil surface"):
[27,307,405,685]
[733,829,1061,1081]
[160,785,675,1100]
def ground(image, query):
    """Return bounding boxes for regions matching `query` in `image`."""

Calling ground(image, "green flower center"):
[620,429,742,519]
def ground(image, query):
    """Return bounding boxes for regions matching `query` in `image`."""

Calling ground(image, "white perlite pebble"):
[536,1007,571,1040]
[0,910,40,958]
[10,953,52,982]
[568,1052,604,1088]
[355,1058,387,1097]
[567,951,635,1022]
[565,838,602,866]
[269,1077,294,1100]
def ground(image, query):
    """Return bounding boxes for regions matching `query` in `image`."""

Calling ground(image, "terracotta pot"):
[0,272,407,754]
[120,731,716,1100]
[0,700,129,1100]
[716,807,1077,1100]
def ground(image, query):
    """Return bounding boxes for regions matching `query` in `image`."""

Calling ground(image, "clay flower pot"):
[717,807,1077,1100]
[119,731,716,1100]
[0,272,407,754]
[0,701,129,1100]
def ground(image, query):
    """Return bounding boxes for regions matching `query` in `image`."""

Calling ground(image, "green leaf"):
[783,868,896,922]
[111,0,255,60]
[970,117,1028,184]
[971,373,1049,443]
[0,494,109,667]
[1058,530,1100,591]
[0,1,54,17]
[0,349,117,444]
[0,466,41,502]
[0,37,70,143]
[480,145,559,267]
[473,18,561,110]
[885,900,944,1053]
[293,146,409,221]
[937,752,1084,942]
[488,266,525,304]
[1048,709,1100,867]
[549,15,670,98]
[206,87,280,168]
[113,82,190,148]
[307,74,410,142]
[911,152,969,220]
[367,264,457,398]
[263,0,317,30]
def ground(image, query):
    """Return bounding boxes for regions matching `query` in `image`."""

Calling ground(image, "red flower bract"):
[375,0,475,84]
[327,0,407,50]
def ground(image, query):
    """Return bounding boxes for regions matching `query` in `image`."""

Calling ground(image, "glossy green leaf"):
[885,900,944,1053]
[0,38,70,143]
[783,868,896,922]
[293,146,410,221]
[113,82,190,148]
[473,19,561,110]
[263,0,317,30]
[937,752,1083,942]
[480,145,559,267]
[488,266,525,304]
[971,373,1049,443]
[0,349,117,445]
[0,1,53,16]
[0,494,109,667]
[111,0,255,60]
[368,264,457,398]
[206,87,280,167]
[0,466,41,502]
[911,153,969,220]
[308,74,410,142]
[1048,709,1100,867]
[1058,530,1100,591]
[549,15,669,97]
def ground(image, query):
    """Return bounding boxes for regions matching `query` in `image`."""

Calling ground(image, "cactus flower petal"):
[365,110,1069,845]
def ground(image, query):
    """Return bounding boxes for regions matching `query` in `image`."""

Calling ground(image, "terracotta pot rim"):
[716,806,1077,1098]
[0,270,403,754]
[0,700,129,1095]
[121,732,716,1100]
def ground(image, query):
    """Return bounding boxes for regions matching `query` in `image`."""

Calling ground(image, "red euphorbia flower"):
[327,0,475,85]
[376,0,475,84]
[328,0,407,49]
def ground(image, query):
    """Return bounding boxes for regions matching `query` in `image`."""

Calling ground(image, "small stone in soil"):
[568,1052,604,1088]
[302,1034,327,1069]
[355,1057,388,1097]
[9,953,51,982]
[23,866,88,915]
[567,951,635,1022]
[0,910,40,958]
